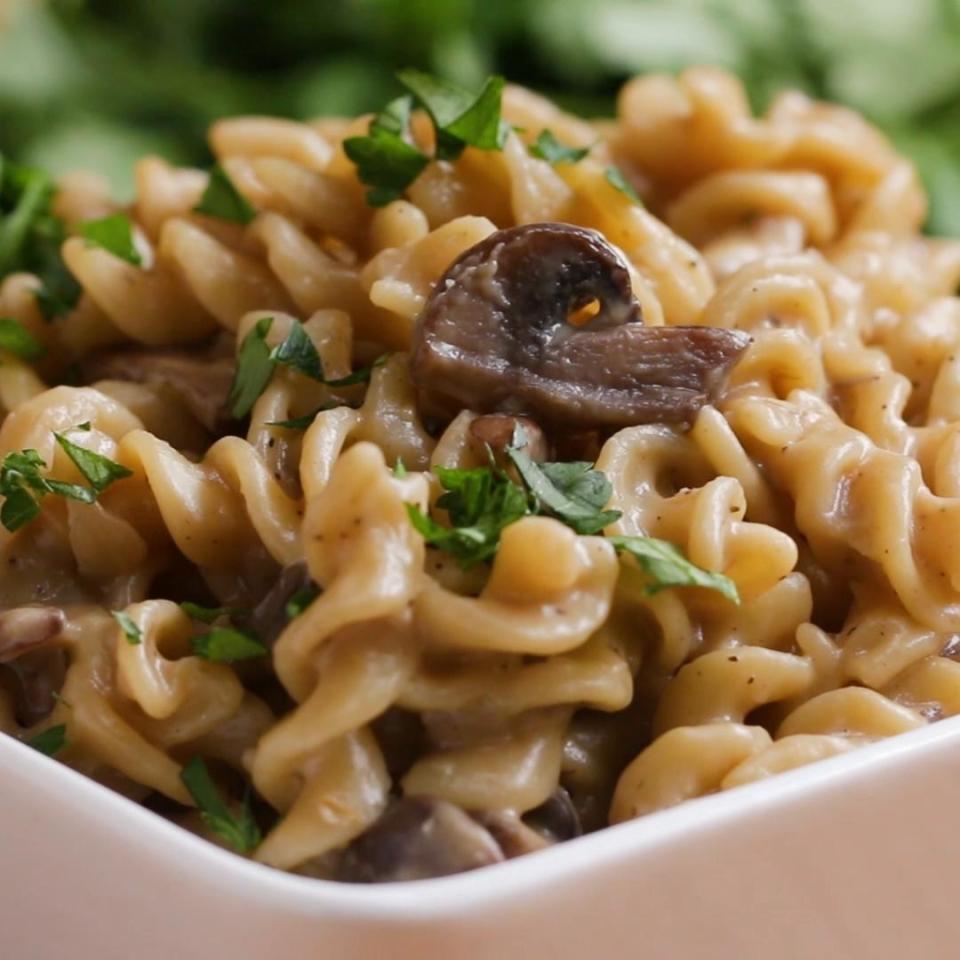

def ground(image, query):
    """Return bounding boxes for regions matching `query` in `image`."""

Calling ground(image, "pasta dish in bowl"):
[1,65,958,886]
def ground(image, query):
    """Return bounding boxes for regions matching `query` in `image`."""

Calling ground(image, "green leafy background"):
[3,0,960,232]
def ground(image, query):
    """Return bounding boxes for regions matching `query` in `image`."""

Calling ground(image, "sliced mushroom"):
[474,810,551,859]
[468,413,550,465]
[336,796,504,883]
[82,347,235,434]
[0,606,66,663]
[245,561,314,647]
[411,222,750,427]
[0,606,67,726]
[523,786,582,843]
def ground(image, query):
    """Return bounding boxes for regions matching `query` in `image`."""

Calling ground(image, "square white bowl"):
[4,720,959,960]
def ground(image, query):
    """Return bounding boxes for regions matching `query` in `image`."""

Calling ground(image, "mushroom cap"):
[411,222,750,428]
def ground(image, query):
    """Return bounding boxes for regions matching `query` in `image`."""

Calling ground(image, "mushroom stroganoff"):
[2,66,959,882]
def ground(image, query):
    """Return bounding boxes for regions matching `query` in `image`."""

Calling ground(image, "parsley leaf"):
[285,585,319,620]
[0,447,93,531]
[324,353,388,387]
[343,96,430,207]
[180,601,232,624]
[397,69,507,160]
[270,321,324,380]
[266,403,336,430]
[180,757,261,854]
[0,155,81,320]
[27,724,67,756]
[192,627,267,662]
[393,457,407,478]
[79,213,141,266]
[605,165,642,204]
[529,130,590,165]
[407,463,529,568]
[229,316,275,418]
[111,610,142,645]
[53,433,133,493]
[194,165,255,224]
[609,536,740,604]
[506,448,621,535]
[0,316,44,360]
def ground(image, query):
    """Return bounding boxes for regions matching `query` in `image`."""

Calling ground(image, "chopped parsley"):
[111,610,142,645]
[0,316,44,360]
[79,213,141,266]
[191,626,267,662]
[0,434,130,532]
[406,438,739,602]
[343,96,430,207]
[194,165,255,224]
[231,318,385,420]
[605,165,642,204]
[609,536,740,604]
[529,129,590,166]
[506,448,620,535]
[53,432,133,493]
[407,463,529,568]
[26,723,67,757]
[393,457,408,478]
[180,601,232,624]
[345,71,507,206]
[0,154,81,319]
[266,403,336,430]
[180,757,261,854]
[285,585,320,620]
[228,316,275,418]
[397,69,508,160]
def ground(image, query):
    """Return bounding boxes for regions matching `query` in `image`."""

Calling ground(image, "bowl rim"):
[4,716,957,920]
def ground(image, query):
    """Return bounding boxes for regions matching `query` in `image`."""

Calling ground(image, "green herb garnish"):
[506,448,620,535]
[194,165,255,224]
[343,96,430,207]
[228,316,275,419]
[111,610,142,645]
[53,432,133,493]
[270,320,324,381]
[285,585,320,620]
[397,69,507,159]
[0,155,81,320]
[0,432,131,531]
[180,601,231,624]
[345,71,508,205]
[609,536,740,604]
[79,213,141,265]
[605,165,642,204]
[407,463,529,568]
[26,723,67,756]
[232,320,383,420]
[0,316,44,360]
[529,129,590,165]
[393,457,408,478]
[191,627,267,662]
[180,757,261,854]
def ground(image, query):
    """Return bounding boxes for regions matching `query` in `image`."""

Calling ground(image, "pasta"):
[2,64,960,882]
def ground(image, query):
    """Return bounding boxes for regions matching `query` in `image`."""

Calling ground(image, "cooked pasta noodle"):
[2,65,960,882]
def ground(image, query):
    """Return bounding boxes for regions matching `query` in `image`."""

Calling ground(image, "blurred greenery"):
[2,0,960,232]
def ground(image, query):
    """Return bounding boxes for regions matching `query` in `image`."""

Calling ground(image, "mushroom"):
[468,413,550,465]
[0,606,67,726]
[411,222,750,427]
[82,347,235,434]
[336,796,504,883]
[245,561,315,647]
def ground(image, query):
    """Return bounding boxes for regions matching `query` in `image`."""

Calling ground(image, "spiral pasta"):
[3,64,960,882]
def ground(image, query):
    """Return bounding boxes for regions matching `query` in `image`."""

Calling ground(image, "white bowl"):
[4,721,959,960]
